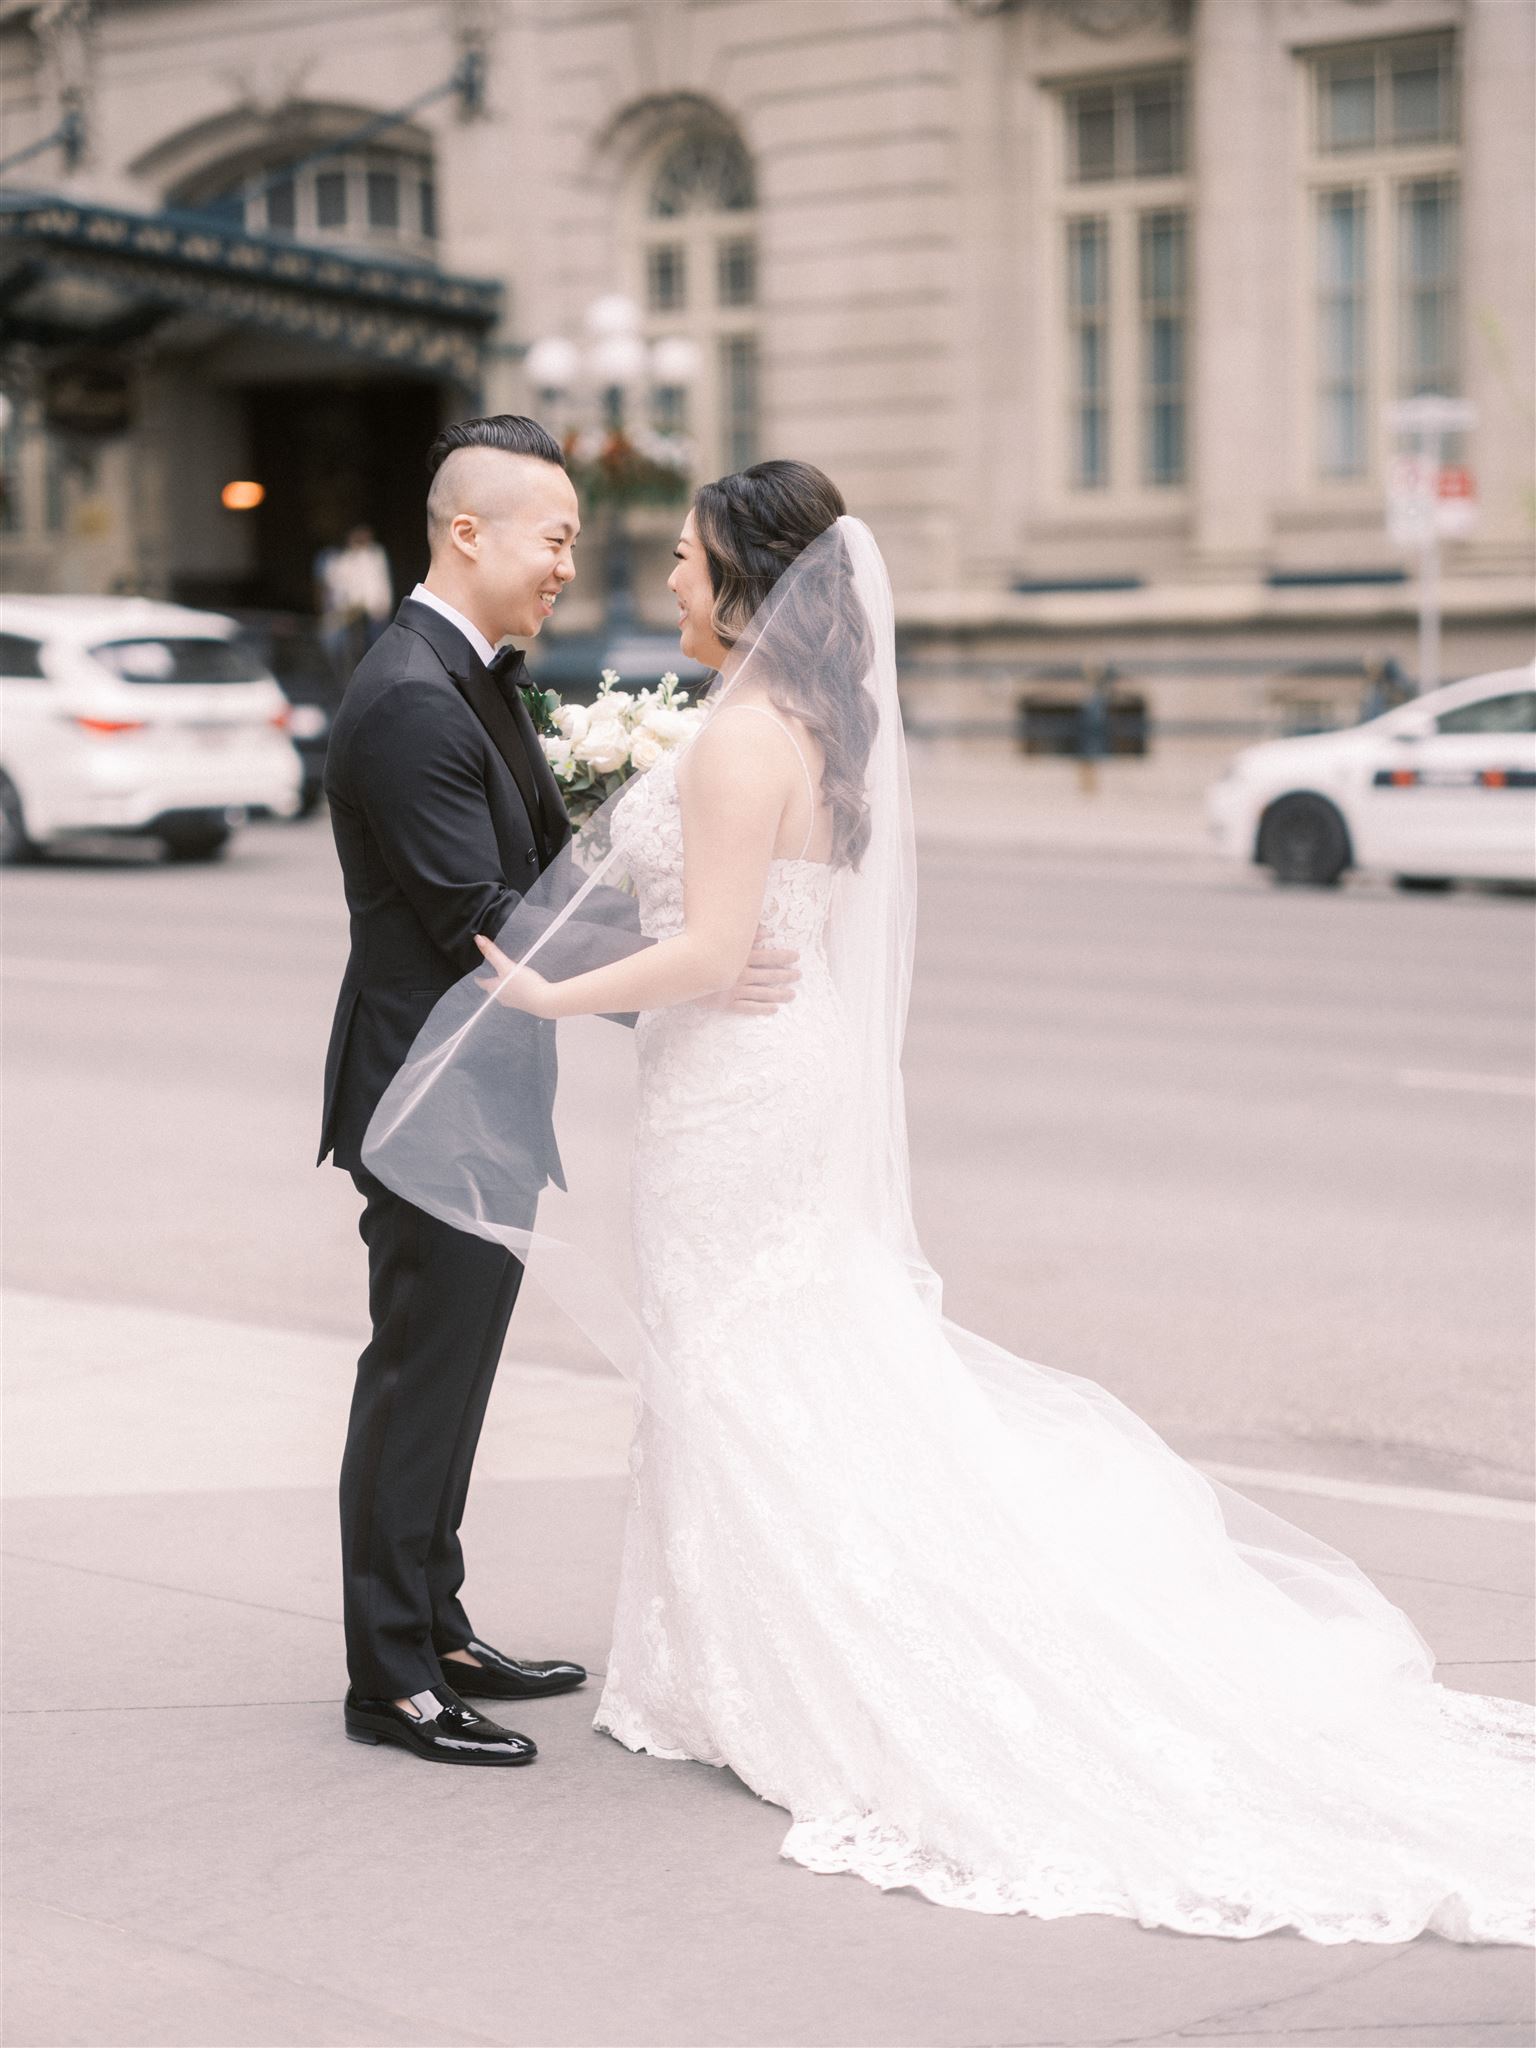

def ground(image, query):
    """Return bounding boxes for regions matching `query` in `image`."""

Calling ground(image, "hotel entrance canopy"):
[0,191,502,384]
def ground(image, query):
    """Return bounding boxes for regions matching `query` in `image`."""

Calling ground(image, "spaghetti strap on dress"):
[707,701,820,860]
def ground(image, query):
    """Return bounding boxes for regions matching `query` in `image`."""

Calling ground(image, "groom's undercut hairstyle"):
[424,414,566,549]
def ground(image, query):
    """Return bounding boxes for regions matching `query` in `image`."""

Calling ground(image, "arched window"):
[175,141,438,262]
[634,126,758,472]
[650,131,755,218]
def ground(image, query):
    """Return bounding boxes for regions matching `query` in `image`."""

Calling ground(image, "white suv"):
[1207,665,1536,889]
[0,596,303,862]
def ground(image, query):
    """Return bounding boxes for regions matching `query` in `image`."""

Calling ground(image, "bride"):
[365,461,1533,1945]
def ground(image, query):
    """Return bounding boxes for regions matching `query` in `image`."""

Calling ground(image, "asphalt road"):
[6,810,1534,2048]
[3,810,1532,1496]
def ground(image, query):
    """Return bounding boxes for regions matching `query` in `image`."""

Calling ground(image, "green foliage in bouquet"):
[527,669,705,832]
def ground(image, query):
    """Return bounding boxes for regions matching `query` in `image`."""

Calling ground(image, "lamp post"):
[525,297,700,649]
[1384,395,1478,697]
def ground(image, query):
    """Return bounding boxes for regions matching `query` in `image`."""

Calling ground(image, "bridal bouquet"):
[523,669,704,828]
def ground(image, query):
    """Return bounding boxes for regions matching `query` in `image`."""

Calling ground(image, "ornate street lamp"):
[525,297,700,680]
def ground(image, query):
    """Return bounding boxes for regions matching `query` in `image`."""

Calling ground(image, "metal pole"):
[1077,664,1110,795]
[1416,422,1441,696]
[1387,397,1474,700]
[1419,520,1440,697]
[0,108,81,181]
[604,506,637,634]
[602,384,636,634]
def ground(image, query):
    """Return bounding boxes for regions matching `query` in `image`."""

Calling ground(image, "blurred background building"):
[1,0,1532,750]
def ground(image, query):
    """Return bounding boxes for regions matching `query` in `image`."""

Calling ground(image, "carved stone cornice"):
[955,0,1190,32]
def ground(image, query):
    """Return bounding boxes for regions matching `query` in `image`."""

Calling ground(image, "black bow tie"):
[487,646,524,680]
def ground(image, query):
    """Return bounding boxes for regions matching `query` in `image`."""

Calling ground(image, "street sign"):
[1386,456,1478,546]
[1383,395,1479,698]
[1434,464,1478,537]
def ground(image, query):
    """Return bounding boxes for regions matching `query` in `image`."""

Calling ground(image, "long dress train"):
[594,740,1534,1947]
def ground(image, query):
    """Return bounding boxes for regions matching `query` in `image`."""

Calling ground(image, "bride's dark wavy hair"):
[693,459,878,868]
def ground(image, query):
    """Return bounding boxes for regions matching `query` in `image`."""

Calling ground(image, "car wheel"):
[161,819,233,862]
[1394,874,1454,892]
[0,772,37,865]
[1258,794,1351,887]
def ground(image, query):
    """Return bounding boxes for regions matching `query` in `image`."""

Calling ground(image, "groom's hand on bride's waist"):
[720,941,800,1015]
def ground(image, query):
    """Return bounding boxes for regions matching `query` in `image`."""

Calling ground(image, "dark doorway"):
[238,377,443,613]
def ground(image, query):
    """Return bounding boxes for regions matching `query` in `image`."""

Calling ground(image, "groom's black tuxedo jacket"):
[318,596,573,1177]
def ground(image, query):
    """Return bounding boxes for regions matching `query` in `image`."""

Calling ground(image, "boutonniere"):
[519,683,561,736]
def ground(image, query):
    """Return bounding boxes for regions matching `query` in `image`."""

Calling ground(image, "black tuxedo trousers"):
[321,599,570,1699]
[339,1164,532,1694]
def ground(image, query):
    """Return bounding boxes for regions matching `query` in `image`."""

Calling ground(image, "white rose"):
[640,704,691,745]
[553,702,589,742]
[598,688,636,717]
[541,735,574,770]
[576,720,629,774]
[629,733,663,773]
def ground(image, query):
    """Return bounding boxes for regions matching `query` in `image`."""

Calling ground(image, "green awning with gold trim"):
[0,192,502,382]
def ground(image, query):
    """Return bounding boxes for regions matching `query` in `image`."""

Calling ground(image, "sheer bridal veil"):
[361,515,933,1388]
[363,512,1438,1688]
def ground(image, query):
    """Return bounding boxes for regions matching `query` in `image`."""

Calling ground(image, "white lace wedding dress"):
[593,735,1534,1946]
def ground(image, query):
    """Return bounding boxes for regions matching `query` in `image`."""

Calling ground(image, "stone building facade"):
[2,0,1532,744]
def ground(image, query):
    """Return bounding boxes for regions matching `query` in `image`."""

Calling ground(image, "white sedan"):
[1207,665,1536,889]
[0,595,303,863]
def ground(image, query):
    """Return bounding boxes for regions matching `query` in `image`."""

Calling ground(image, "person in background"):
[318,525,394,677]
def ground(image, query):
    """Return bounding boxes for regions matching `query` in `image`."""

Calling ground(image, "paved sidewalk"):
[904,740,1225,858]
[4,1294,1533,2048]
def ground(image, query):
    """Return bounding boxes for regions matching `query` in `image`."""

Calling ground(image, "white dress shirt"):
[324,541,393,621]
[408,582,500,669]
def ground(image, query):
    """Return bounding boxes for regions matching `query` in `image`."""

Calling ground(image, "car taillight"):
[75,716,147,735]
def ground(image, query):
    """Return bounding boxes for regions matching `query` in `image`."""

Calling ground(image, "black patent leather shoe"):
[343,1685,536,1765]
[436,1638,587,1700]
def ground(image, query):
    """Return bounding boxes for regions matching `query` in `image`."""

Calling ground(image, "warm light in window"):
[221,480,265,510]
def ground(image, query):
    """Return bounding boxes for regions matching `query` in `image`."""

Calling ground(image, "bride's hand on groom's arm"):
[474,935,558,1019]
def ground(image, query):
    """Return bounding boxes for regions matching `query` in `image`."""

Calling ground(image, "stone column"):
[1460,0,1536,571]
[1188,0,1276,576]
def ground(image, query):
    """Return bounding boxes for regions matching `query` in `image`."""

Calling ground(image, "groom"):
[319,415,796,1765]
